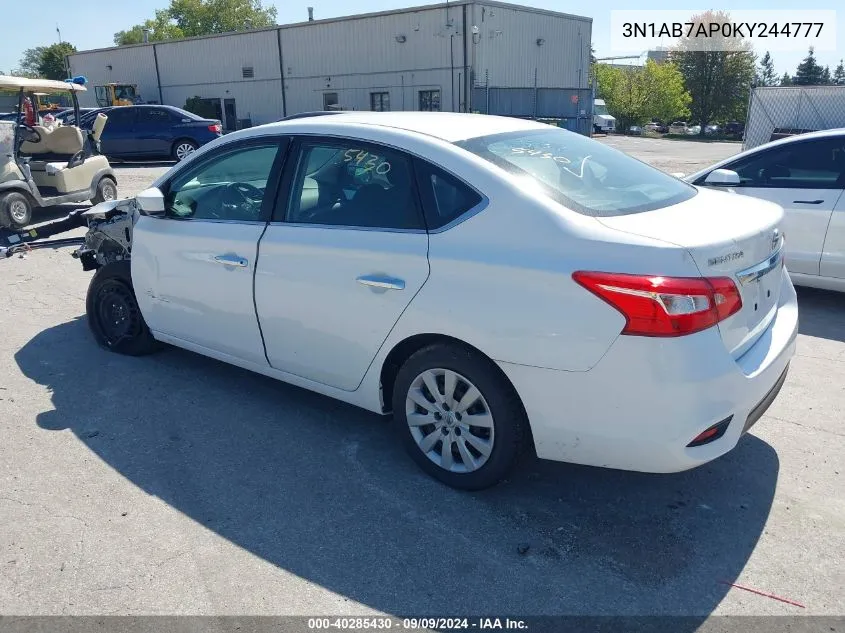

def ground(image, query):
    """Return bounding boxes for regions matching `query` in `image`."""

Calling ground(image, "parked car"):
[78,107,113,129]
[96,105,222,162]
[684,128,845,292]
[724,121,745,138]
[687,125,702,135]
[60,112,797,489]
[705,124,721,136]
[668,121,689,134]
[52,107,98,125]
[628,125,643,136]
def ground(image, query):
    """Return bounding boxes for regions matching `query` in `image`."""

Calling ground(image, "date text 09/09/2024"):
[307,618,528,630]
[622,22,824,38]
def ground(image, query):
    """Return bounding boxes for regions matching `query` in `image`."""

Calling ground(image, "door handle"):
[793,199,824,204]
[213,254,248,267]
[356,275,405,290]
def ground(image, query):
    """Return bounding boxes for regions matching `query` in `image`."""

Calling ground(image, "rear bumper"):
[499,269,798,473]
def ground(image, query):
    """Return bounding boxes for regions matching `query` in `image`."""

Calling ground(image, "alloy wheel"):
[175,143,196,160]
[405,368,495,473]
[9,200,29,224]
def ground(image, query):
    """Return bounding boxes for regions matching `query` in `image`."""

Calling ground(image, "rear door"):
[700,136,845,276]
[98,107,137,157]
[134,107,176,157]
[254,137,430,391]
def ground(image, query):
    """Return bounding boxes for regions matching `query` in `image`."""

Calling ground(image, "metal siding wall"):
[281,6,464,112]
[67,47,159,108]
[284,70,453,114]
[155,30,280,86]
[281,8,459,77]
[66,4,591,119]
[471,4,590,89]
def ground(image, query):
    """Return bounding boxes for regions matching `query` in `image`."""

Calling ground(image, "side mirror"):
[136,187,166,216]
[704,168,741,186]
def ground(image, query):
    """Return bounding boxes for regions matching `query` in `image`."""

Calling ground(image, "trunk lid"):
[597,187,785,357]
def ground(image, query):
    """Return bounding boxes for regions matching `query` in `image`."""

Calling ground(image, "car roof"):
[261,112,552,143]
[686,127,845,181]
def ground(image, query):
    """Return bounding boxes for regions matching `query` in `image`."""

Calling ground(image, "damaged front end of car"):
[0,198,137,268]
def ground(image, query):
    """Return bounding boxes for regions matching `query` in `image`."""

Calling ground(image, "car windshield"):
[455,128,697,217]
[594,104,609,116]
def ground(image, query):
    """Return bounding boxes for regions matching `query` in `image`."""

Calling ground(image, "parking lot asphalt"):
[1,140,843,618]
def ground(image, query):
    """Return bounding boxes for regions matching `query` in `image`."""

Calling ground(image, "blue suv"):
[95,105,222,162]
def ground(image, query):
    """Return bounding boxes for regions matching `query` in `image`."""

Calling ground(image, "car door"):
[131,138,288,365]
[133,107,175,157]
[254,137,430,391]
[699,137,845,276]
[820,186,845,279]
[98,107,138,157]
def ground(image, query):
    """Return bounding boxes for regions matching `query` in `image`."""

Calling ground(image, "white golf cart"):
[0,75,116,229]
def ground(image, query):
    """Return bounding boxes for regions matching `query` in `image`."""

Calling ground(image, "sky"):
[1,0,842,77]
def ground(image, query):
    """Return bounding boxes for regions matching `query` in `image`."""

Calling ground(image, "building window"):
[370,92,390,112]
[323,92,339,110]
[242,66,254,79]
[419,90,441,112]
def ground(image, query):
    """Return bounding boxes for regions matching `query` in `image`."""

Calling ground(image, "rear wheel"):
[392,343,527,490]
[90,176,117,206]
[172,140,198,162]
[86,260,160,356]
[0,191,33,229]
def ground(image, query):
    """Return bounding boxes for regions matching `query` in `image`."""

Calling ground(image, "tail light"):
[208,123,222,134]
[572,271,742,337]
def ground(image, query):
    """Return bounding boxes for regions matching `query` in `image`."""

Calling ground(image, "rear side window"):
[285,140,424,230]
[415,161,483,230]
[456,128,697,217]
[137,108,171,125]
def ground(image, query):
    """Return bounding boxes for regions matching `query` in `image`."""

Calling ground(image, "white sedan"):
[73,112,797,489]
[685,128,845,292]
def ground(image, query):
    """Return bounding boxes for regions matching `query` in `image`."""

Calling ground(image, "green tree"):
[834,60,845,85]
[781,72,793,86]
[38,42,77,80]
[115,0,276,45]
[593,60,690,131]
[821,65,831,85]
[673,10,756,135]
[793,47,825,85]
[15,47,46,77]
[642,59,691,123]
[114,10,184,46]
[757,51,777,86]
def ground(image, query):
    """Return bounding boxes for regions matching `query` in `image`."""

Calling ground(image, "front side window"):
[165,143,280,221]
[456,128,697,217]
[715,138,845,189]
[286,141,422,230]
[419,90,440,112]
[370,92,390,112]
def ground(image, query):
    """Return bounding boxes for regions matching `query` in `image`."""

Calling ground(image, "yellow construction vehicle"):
[94,83,141,107]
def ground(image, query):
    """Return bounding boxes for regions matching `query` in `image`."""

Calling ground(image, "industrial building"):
[67,1,593,132]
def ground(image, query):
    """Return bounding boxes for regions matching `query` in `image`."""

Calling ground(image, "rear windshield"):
[455,128,697,217]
